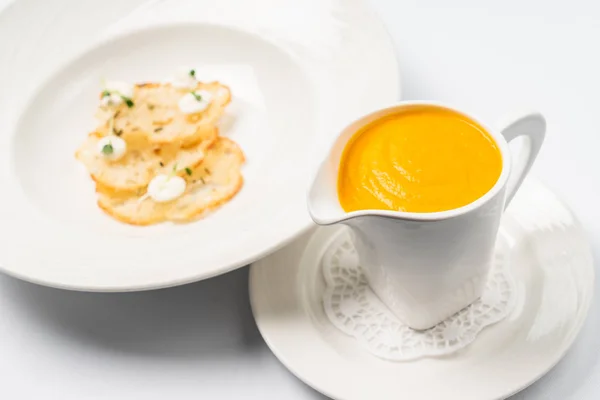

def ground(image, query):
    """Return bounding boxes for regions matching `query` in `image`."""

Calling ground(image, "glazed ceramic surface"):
[251,178,594,400]
[0,0,399,291]
[308,102,545,329]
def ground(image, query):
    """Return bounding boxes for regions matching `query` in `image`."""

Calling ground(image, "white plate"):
[0,0,399,291]
[249,179,594,400]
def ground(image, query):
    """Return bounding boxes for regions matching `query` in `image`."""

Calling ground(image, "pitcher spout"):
[308,104,396,226]
[307,157,347,225]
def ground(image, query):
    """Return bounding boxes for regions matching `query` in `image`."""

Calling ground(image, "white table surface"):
[1,0,599,399]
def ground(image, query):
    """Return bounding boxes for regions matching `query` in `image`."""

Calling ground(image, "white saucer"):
[249,178,594,400]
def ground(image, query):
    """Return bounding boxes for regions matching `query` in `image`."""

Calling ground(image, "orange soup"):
[337,106,502,213]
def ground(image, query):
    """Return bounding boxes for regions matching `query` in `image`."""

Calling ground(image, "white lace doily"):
[322,231,517,361]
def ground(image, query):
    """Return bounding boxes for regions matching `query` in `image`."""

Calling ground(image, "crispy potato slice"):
[75,128,217,192]
[95,81,231,146]
[96,138,245,225]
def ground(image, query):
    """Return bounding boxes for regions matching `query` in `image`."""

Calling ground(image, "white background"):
[0,0,599,398]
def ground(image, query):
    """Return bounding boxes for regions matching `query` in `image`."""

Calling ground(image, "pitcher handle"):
[499,112,546,208]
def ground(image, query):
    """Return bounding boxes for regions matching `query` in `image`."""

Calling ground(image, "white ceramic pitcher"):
[308,102,545,330]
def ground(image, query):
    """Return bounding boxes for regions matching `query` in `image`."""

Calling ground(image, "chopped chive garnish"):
[189,69,196,77]
[191,91,202,102]
[185,167,192,176]
[101,90,111,98]
[154,127,163,133]
[114,129,123,137]
[123,97,134,108]
[102,143,114,155]
[159,162,164,167]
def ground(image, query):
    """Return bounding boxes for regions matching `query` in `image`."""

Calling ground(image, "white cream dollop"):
[100,93,122,107]
[171,66,198,89]
[147,174,186,203]
[97,136,127,161]
[100,81,134,107]
[178,90,213,114]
